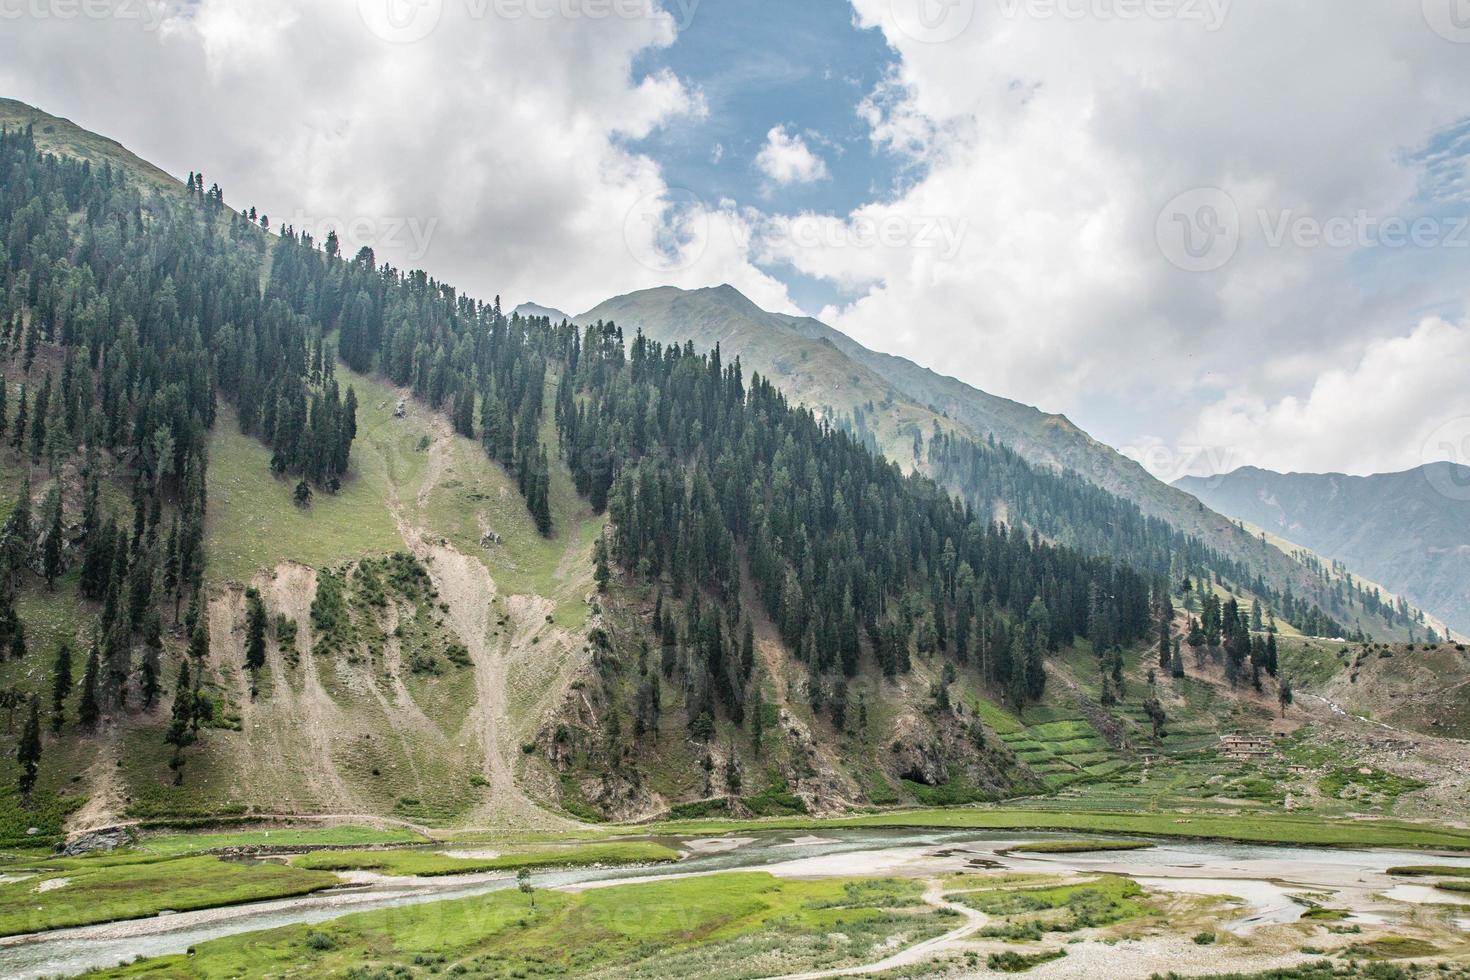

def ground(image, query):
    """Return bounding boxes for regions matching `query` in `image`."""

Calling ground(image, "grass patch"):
[89,873,945,980]
[1001,839,1153,855]
[640,807,1470,851]
[987,948,1066,972]
[1317,768,1425,804]
[1386,865,1470,878]
[904,776,992,807]
[0,854,339,937]
[1341,936,1441,959]
[290,841,679,876]
[953,875,1148,933]
[1300,907,1351,921]
[139,825,428,857]
[205,401,411,586]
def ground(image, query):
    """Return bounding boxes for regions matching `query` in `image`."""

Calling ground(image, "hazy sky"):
[4,0,1470,480]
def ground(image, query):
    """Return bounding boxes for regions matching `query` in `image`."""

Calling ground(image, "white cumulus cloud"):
[755,126,830,186]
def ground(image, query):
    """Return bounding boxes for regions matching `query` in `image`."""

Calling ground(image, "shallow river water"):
[5,828,1470,978]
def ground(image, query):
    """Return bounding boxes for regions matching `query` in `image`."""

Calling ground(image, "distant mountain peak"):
[573,284,1320,606]
[512,301,571,323]
[1175,465,1470,636]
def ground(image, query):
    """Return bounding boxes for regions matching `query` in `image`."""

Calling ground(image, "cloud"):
[0,0,779,319]
[1180,313,1470,477]
[755,125,830,186]
[759,0,1470,473]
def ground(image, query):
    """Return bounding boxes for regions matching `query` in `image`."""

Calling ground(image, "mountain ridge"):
[574,284,1324,604]
[1175,464,1470,637]
[512,301,571,323]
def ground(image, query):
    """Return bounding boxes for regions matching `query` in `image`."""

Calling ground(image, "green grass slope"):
[0,97,181,196]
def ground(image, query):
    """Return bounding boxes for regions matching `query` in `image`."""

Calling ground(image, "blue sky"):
[629,0,904,312]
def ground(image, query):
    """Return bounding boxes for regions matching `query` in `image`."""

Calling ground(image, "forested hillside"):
[578,287,1351,642]
[1176,465,1470,639]
[0,105,1350,833]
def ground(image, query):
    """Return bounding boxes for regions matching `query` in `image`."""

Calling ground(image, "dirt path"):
[263,563,358,809]
[68,731,127,832]
[758,880,988,980]
[387,407,575,831]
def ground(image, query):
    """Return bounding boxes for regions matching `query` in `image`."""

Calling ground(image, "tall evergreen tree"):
[16,694,40,799]
[245,587,268,687]
[77,641,101,729]
[50,642,71,733]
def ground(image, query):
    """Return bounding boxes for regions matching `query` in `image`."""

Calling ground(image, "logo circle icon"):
[1421,417,1470,501]
[888,0,976,44]
[1423,0,1470,43]
[1156,187,1241,273]
[623,188,709,274]
[358,0,443,44]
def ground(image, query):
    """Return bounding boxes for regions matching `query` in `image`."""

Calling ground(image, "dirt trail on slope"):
[68,733,127,832]
[388,410,576,831]
[249,563,358,810]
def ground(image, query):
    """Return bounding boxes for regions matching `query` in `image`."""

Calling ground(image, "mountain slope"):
[1175,465,1470,637]
[0,104,1038,833]
[575,285,1315,600]
[513,302,571,323]
[0,97,180,196]
[577,285,959,473]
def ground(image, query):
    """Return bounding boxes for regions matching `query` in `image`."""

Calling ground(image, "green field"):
[951,874,1150,935]
[90,873,946,980]
[638,806,1470,850]
[289,841,679,876]
[0,854,339,937]
[1001,839,1154,854]
[139,825,428,857]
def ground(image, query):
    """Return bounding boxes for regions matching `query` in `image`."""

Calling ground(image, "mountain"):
[0,102,1152,835]
[512,302,571,323]
[1175,465,1470,638]
[575,285,1317,603]
[0,100,1416,847]
[0,96,180,195]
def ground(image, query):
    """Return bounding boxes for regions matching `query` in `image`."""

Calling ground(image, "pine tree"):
[1157,593,1173,670]
[1143,696,1166,740]
[592,537,610,593]
[28,372,49,462]
[50,642,71,733]
[41,485,62,590]
[16,694,41,799]
[245,587,268,686]
[8,385,24,451]
[164,660,197,785]
[139,611,162,710]
[78,641,101,729]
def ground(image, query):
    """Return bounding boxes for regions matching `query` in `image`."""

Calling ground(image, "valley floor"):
[4,821,1470,978]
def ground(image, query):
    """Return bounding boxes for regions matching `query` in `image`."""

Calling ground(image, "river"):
[5,829,1470,978]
